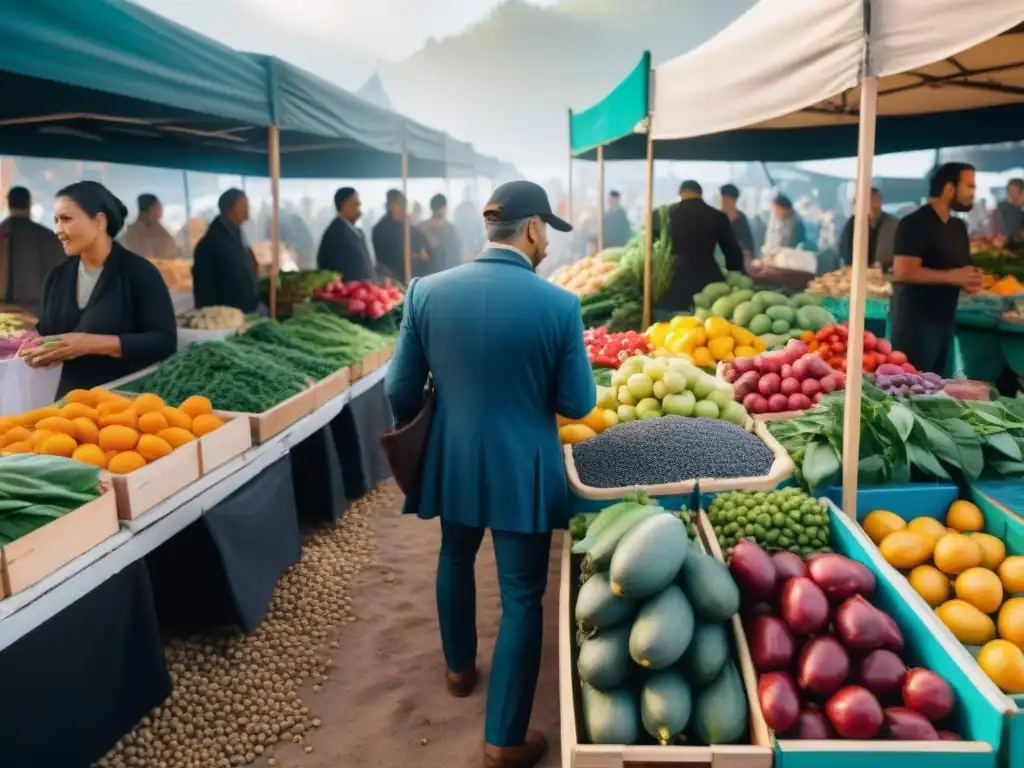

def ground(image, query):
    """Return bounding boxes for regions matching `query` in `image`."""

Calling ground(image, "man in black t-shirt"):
[890,163,983,375]
[371,189,429,282]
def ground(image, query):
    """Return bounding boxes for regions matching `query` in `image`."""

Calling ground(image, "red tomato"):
[903,362,918,374]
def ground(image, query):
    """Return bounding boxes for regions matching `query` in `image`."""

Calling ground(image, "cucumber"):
[691,660,748,745]
[641,669,692,745]
[681,622,730,686]
[677,549,740,621]
[629,585,694,670]
[581,683,639,745]
[575,572,638,630]
[610,514,688,598]
[584,505,667,573]
[578,624,632,691]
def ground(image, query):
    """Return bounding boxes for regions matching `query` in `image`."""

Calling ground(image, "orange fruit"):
[38,433,77,458]
[23,406,62,426]
[132,393,165,415]
[72,443,108,468]
[907,517,948,547]
[72,417,100,445]
[105,449,117,462]
[65,389,98,407]
[28,429,55,448]
[107,451,147,474]
[157,427,196,448]
[2,441,32,454]
[908,565,951,607]
[98,409,138,430]
[89,387,120,404]
[933,532,985,575]
[954,567,1004,615]
[999,556,1024,594]
[0,416,21,435]
[179,395,213,419]
[35,416,78,437]
[862,510,906,545]
[161,406,192,431]
[138,411,169,435]
[970,532,1007,571]
[947,500,985,533]
[0,426,32,448]
[191,413,224,437]
[97,399,131,417]
[60,402,99,421]
[136,434,173,461]
[998,598,1024,648]
[97,425,140,453]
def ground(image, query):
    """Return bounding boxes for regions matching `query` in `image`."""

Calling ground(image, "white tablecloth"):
[0,358,62,415]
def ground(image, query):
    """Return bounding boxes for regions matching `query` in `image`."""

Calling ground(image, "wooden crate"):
[111,440,201,520]
[1,489,119,595]
[313,366,352,409]
[220,385,318,445]
[197,412,252,474]
[361,350,382,376]
[379,344,394,363]
[698,508,999,768]
[558,530,771,768]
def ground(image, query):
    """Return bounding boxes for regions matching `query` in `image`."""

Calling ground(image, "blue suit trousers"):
[436,519,552,747]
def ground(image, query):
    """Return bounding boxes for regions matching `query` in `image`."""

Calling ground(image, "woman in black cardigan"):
[24,181,177,397]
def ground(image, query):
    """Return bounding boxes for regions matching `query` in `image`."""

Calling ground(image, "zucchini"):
[572,500,638,555]
[577,624,632,691]
[677,549,740,621]
[575,572,638,631]
[641,669,692,745]
[584,505,666,574]
[629,585,694,670]
[691,660,748,745]
[681,622,730,686]
[610,514,689,598]
[581,683,639,745]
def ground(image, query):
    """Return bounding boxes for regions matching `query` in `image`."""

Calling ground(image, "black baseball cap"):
[484,181,572,232]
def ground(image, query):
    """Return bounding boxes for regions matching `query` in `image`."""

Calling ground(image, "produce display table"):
[953,317,1024,382]
[0,357,61,416]
[0,363,391,766]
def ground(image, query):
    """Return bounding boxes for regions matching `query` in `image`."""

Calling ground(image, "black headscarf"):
[56,181,128,237]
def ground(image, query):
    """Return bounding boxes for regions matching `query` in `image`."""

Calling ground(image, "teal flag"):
[569,51,650,156]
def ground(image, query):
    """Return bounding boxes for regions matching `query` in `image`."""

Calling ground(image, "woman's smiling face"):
[53,195,105,256]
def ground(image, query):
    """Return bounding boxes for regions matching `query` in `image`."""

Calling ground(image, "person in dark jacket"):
[24,181,176,397]
[192,189,261,313]
[718,183,755,262]
[602,190,633,248]
[658,180,745,314]
[994,178,1024,244]
[839,187,899,270]
[0,186,66,315]
[316,187,375,280]
[372,189,429,281]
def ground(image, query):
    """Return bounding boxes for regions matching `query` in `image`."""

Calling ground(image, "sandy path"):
[266,499,563,768]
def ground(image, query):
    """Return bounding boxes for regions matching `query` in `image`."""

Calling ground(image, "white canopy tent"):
[635,0,1024,515]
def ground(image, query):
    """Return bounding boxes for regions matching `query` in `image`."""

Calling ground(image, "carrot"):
[808,340,819,352]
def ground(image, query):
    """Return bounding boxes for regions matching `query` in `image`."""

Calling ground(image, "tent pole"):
[597,144,605,253]
[402,150,411,283]
[268,124,281,319]
[840,76,879,518]
[642,129,655,330]
[182,170,193,258]
[567,108,574,229]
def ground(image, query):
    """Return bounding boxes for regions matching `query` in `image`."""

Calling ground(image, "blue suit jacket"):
[384,246,596,534]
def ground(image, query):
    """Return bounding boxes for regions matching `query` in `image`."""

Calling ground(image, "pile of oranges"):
[0,387,224,474]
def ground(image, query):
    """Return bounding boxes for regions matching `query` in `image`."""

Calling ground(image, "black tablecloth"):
[332,377,394,499]
[0,560,171,768]
[147,456,301,633]
[290,425,347,523]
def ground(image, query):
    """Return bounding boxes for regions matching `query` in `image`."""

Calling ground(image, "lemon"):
[703,316,732,340]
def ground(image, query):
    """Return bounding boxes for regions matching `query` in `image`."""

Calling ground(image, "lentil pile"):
[571,416,775,488]
[96,485,398,768]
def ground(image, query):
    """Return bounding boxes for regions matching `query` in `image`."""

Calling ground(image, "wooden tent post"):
[402,149,411,283]
[182,170,192,257]
[642,128,654,329]
[840,76,879,518]
[597,144,606,253]
[268,124,281,319]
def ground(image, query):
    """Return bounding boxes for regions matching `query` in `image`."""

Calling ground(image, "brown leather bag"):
[379,278,434,497]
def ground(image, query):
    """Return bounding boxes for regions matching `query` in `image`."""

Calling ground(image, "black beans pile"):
[571,416,775,488]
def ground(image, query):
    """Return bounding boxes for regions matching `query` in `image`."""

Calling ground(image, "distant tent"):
[356,70,395,112]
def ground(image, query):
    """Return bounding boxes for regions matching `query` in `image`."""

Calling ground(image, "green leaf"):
[803,442,841,490]
[940,420,986,479]
[858,455,887,485]
[990,460,1024,477]
[985,431,1022,461]
[887,402,915,443]
[908,443,951,479]
[912,415,962,469]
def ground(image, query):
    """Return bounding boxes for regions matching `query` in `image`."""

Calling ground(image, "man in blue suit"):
[385,181,595,767]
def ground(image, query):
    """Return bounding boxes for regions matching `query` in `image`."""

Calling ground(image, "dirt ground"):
[261,500,563,768]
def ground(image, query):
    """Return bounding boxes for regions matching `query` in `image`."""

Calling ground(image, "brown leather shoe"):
[445,667,477,697]
[483,730,549,768]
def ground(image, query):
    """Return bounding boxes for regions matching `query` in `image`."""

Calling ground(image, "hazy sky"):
[134,0,559,74]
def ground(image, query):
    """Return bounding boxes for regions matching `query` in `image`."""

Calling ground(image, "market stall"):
[0,304,395,766]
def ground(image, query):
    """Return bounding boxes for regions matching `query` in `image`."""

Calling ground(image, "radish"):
[780,377,801,396]
[801,378,821,397]
[768,393,789,412]
[759,373,782,396]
